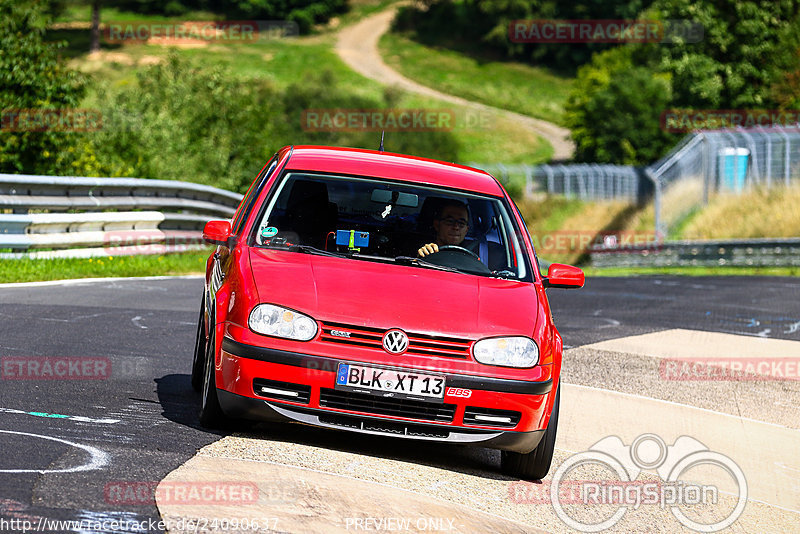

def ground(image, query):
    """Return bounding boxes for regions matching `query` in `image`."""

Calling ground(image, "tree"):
[90,0,100,53]
[0,0,86,174]
[565,47,674,164]
[643,0,800,109]
[565,0,800,164]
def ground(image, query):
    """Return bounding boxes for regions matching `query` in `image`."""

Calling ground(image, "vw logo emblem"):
[382,329,409,355]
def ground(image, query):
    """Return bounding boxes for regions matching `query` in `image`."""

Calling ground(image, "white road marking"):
[0,430,109,473]
[131,316,148,329]
[39,312,108,323]
[0,407,120,425]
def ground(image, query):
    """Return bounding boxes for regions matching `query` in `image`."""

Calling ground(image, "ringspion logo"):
[536,434,747,532]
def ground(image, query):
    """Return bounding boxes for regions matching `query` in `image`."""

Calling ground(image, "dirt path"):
[334,7,574,161]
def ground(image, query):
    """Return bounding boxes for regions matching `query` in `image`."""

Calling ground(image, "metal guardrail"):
[0,174,241,216]
[589,238,800,268]
[0,174,243,258]
[477,128,800,241]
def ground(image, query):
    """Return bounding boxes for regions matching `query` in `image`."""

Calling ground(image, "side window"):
[232,156,278,235]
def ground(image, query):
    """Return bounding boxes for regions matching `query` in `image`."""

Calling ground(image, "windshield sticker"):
[261,226,279,238]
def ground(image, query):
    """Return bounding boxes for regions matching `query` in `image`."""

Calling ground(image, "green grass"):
[584,265,800,277]
[0,252,210,283]
[379,32,572,125]
[53,27,552,164]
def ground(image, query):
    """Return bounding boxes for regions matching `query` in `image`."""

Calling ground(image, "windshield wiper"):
[262,240,346,258]
[393,256,461,273]
[491,269,517,279]
[289,244,348,258]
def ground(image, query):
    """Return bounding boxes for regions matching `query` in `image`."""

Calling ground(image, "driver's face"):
[434,205,469,246]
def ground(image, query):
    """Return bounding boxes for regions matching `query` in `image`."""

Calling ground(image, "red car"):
[192,145,584,479]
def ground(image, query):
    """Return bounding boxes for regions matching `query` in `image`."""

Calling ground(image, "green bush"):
[87,55,459,192]
[0,0,86,174]
[110,0,349,33]
[87,53,276,192]
[565,47,676,164]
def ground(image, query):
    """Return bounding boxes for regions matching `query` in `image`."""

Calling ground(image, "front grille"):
[319,388,456,422]
[318,413,450,439]
[253,378,311,404]
[319,321,471,359]
[463,407,521,428]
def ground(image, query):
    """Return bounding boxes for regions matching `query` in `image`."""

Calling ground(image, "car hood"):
[248,249,539,338]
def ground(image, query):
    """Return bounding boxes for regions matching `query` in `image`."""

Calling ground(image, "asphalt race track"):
[0,275,798,533]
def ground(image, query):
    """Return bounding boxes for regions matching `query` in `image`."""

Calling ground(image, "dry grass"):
[680,185,800,239]
[660,177,704,230]
[519,197,641,265]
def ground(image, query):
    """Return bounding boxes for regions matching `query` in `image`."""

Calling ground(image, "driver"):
[418,201,471,257]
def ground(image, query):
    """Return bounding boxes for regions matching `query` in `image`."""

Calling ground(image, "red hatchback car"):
[192,145,584,479]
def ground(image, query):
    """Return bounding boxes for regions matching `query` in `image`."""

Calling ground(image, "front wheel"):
[199,317,225,428]
[190,296,206,392]
[501,386,560,480]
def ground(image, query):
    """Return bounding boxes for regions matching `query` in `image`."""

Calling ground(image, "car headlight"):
[248,304,318,341]
[473,337,539,368]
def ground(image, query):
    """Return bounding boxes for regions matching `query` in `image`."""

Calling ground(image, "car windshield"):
[252,172,532,280]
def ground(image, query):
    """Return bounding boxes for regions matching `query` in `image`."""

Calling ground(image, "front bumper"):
[218,337,554,453]
[218,389,545,453]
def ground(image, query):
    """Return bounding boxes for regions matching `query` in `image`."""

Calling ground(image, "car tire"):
[199,314,226,428]
[501,385,560,480]
[190,297,206,392]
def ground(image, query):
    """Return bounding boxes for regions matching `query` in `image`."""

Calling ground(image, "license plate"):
[335,363,445,402]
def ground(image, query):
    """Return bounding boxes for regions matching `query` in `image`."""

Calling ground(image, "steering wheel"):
[438,245,481,260]
[424,245,490,275]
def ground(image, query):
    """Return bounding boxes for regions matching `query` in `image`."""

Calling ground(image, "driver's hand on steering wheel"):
[418,243,439,257]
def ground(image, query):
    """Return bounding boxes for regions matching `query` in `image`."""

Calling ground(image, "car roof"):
[282,146,506,197]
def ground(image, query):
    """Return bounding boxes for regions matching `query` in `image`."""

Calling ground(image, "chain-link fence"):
[647,127,800,238]
[474,126,800,240]
[468,163,649,202]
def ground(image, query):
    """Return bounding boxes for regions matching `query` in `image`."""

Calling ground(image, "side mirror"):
[543,263,584,289]
[203,220,232,247]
